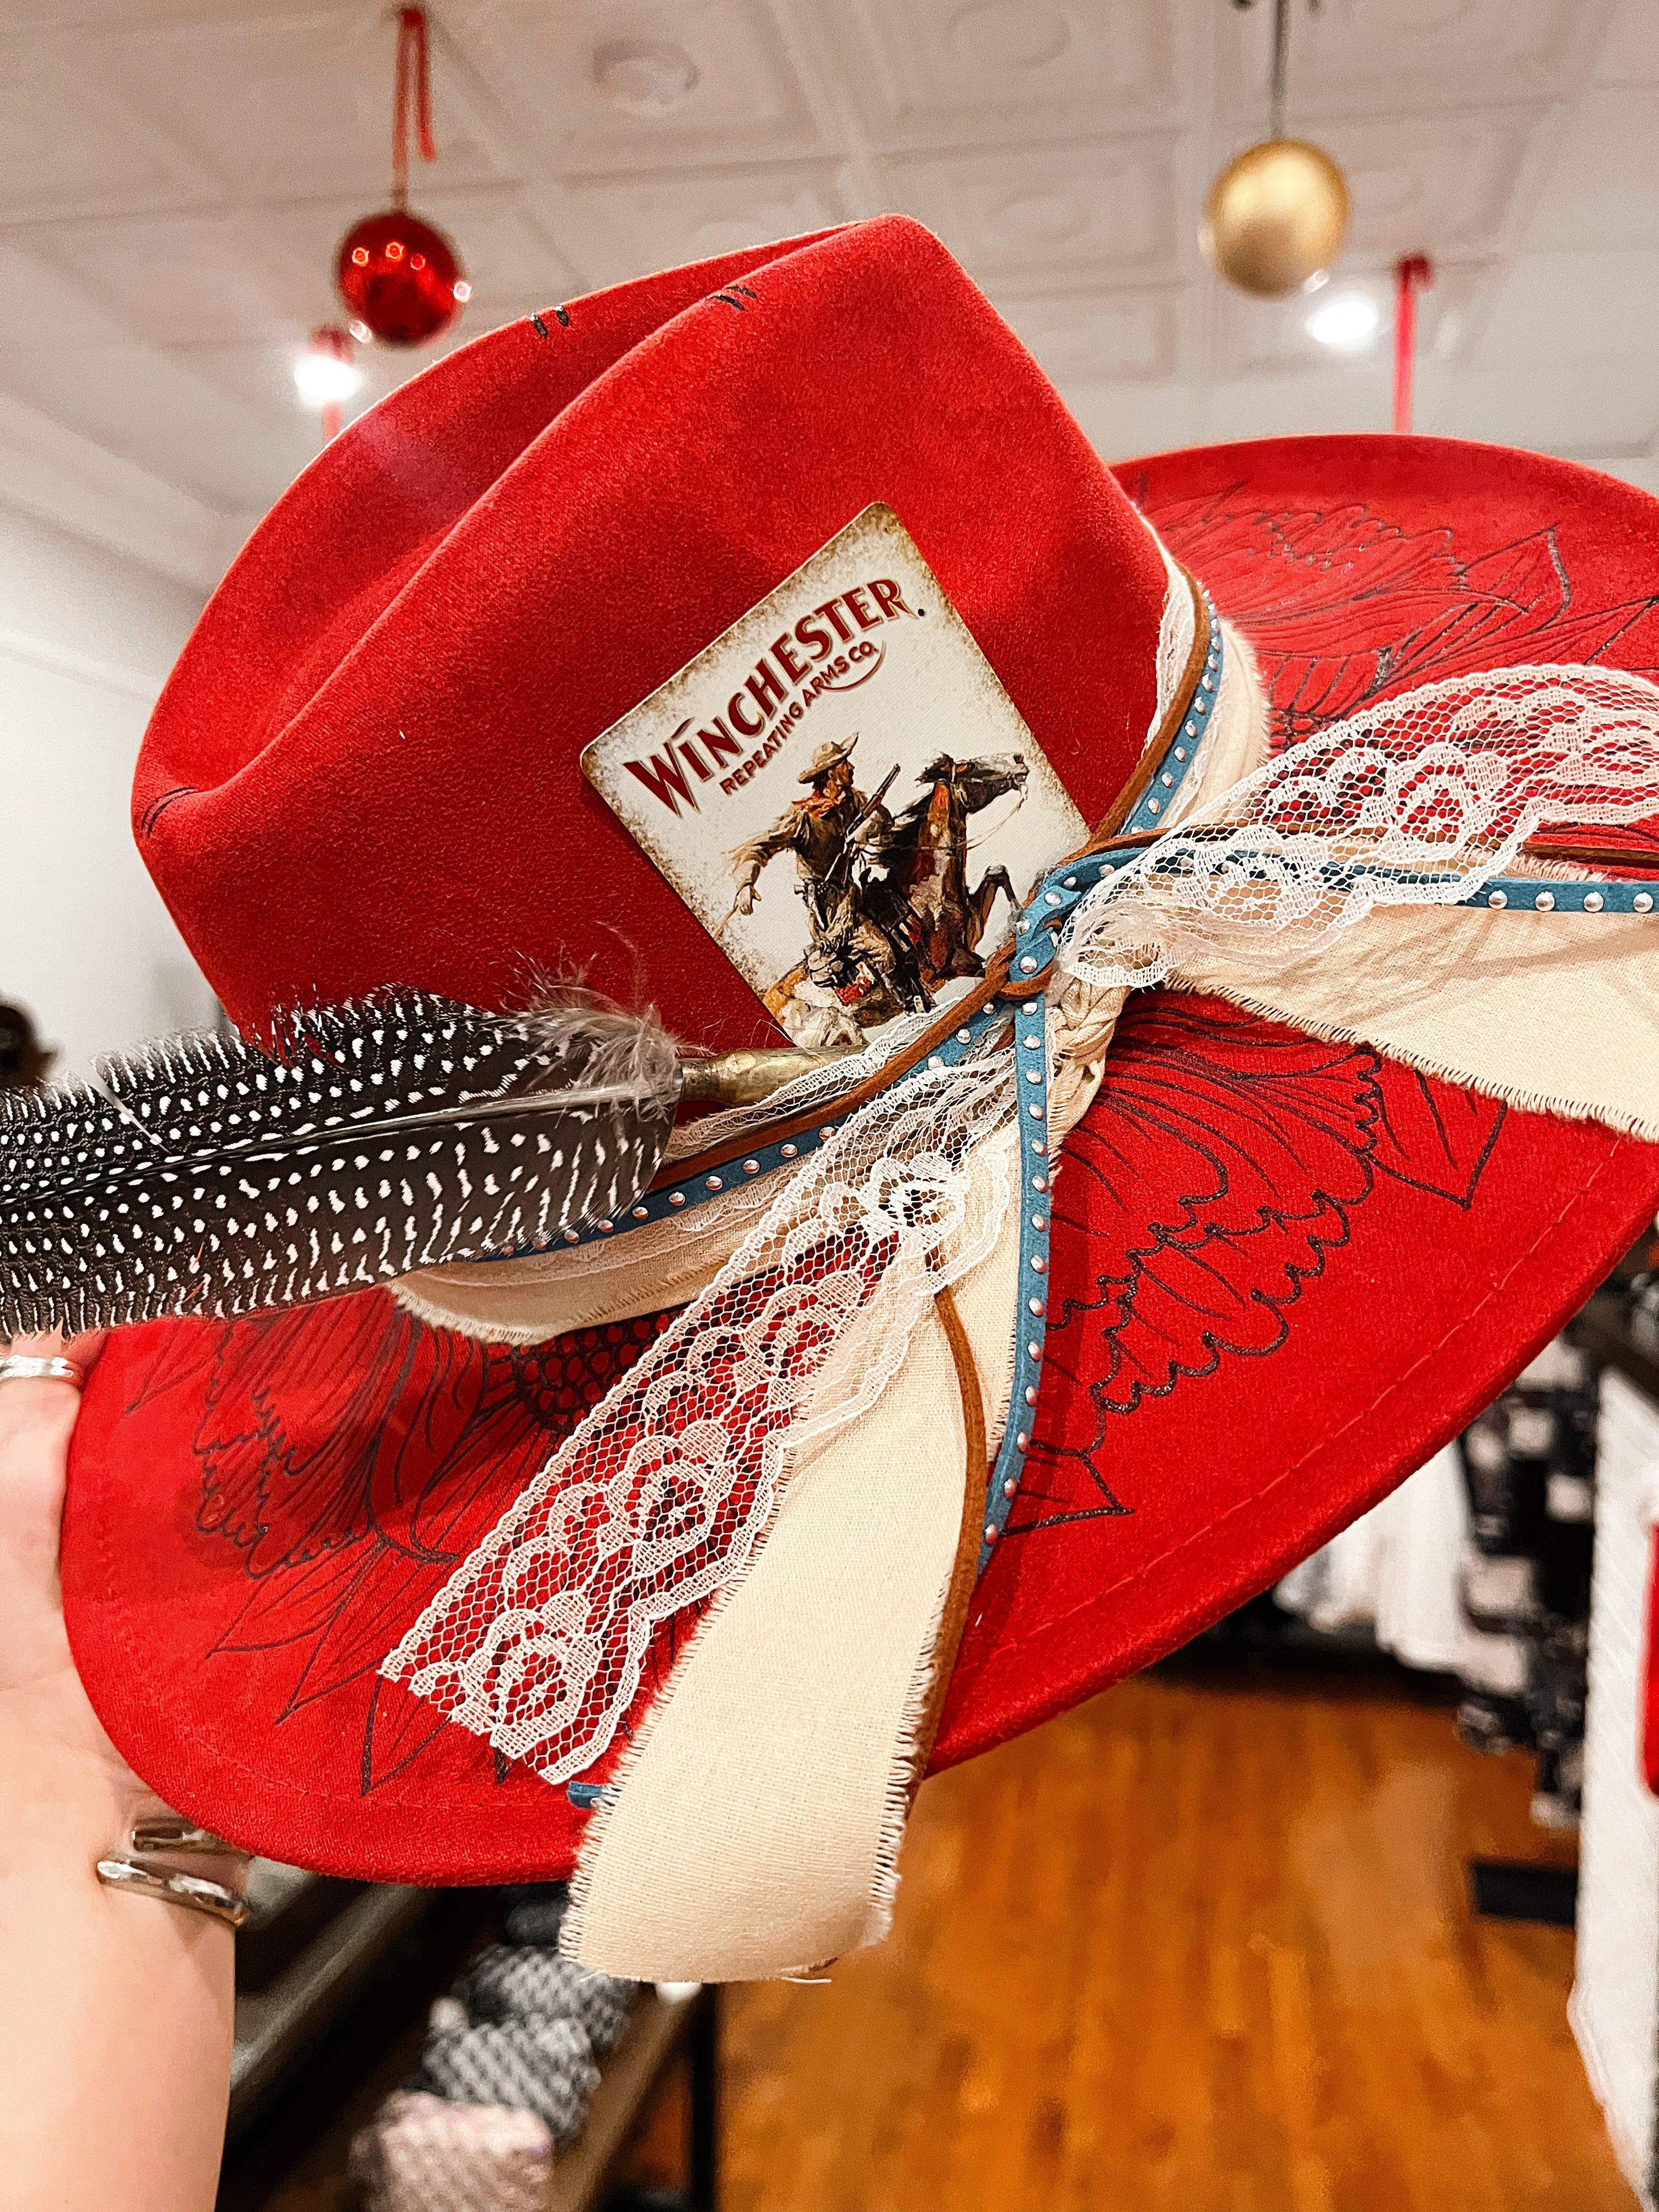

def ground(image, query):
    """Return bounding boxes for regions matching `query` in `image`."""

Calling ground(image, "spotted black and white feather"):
[0,992,682,1338]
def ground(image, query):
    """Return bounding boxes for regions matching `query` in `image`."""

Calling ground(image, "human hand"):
[734,883,758,916]
[0,1334,238,2212]
[0,1331,149,1813]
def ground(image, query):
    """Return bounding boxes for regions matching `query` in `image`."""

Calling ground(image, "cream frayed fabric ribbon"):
[1173,903,1659,1140]
[565,1125,1020,1979]
[383,653,1659,1982]
[1063,663,1659,1141]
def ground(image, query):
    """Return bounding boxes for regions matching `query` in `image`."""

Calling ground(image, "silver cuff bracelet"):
[95,1815,253,1930]
[95,1859,252,1930]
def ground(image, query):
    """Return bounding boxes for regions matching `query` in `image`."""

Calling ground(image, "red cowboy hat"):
[52,215,1659,1887]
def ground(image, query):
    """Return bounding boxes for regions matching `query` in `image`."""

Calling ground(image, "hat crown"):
[134,218,1167,1051]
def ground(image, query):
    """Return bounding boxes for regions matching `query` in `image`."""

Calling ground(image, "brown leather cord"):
[1091,825,1190,854]
[909,1282,991,1788]
[657,568,1214,1179]
[1523,837,1659,870]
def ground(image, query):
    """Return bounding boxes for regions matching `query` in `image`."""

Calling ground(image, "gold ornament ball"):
[1200,139,1350,298]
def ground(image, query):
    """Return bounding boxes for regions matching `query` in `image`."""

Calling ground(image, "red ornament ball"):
[335,208,467,347]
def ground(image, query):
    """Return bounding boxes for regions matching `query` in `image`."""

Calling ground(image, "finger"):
[0,1329,101,1448]
[0,1353,83,1585]
[62,1328,107,1377]
[3,1327,105,1369]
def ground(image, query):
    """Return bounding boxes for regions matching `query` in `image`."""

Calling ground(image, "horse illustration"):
[882,751,1030,984]
[763,747,1030,1045]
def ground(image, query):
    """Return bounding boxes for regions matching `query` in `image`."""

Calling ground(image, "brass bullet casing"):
[1201,139,1350,299]
[679,1045,860,1110]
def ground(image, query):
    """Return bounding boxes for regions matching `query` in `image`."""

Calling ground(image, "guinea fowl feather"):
[0,992,682,1338]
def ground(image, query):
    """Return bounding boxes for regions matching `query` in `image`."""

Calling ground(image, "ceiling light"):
[1305,291,1381,352]
[295,326,364,407]
[592,37,699,116]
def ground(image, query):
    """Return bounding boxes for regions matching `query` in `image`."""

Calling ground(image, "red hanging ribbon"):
[1392,255,1433,435]
[391,6,436,211]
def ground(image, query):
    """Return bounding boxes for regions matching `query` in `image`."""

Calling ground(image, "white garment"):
[1571,1370,1659,2211]
[1274,1444,1469,1672]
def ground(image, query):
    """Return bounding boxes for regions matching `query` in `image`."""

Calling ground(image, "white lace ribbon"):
[1062,665,1659,989]
[381,1049,1015,1782]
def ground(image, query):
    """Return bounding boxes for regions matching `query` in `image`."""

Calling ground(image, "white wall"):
[0,500,215,1081]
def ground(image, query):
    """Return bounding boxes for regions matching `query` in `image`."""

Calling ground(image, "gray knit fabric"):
[349,2091,552,2212]
[415,2019,600,2142]
[464,1945,635,2055]
[356,1884,640,2200]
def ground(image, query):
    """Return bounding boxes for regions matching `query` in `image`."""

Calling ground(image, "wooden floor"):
[252,1666,1624,2212]
[618,1667,1622,2212]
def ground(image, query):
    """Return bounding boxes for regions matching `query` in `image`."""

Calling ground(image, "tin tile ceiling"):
[1,0,1654,527]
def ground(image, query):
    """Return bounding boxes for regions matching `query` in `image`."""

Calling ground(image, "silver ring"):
[95,1859,251,1931]
[0,1354,83,1389]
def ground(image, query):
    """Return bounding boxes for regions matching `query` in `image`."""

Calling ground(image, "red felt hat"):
[56,216,1659,1884]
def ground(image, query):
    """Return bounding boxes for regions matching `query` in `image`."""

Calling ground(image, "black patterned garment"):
[408,1884,637,2141]
[349,1882,643,2209]
[1455,1335,1598,1829]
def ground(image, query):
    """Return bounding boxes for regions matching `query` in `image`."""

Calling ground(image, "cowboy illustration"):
[730,735,886,922]
[730,736,933,1016]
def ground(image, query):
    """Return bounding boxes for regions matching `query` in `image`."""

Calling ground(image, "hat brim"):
[61,432,1659,1880]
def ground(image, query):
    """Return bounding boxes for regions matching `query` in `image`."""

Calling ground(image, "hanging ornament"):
[335,8,470,348]
[1392,255,1433,433]
[1201,0,1349,300]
